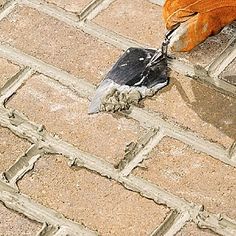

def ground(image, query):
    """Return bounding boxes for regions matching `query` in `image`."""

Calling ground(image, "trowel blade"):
[89,47,168,114]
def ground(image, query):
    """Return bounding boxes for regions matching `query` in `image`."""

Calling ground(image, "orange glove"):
[163,0,236,52]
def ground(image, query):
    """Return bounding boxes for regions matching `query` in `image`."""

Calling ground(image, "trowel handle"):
[146,24,180,67]
[165,23,180,40]
[162,41,168,56]
[162,23,180,56]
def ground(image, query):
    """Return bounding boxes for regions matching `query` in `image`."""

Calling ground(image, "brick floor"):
[0,58,20,89]
[7,74,143,166]
[18,155,170,236]
[93,0,166,47]
[0,1,235,235]
[176,223,217,236]
[0,202,42,236]
[0,127,30,173]
[133,137,236,219]
[0,6,122,85]
[143,71,236,148]
[45,0,93,13]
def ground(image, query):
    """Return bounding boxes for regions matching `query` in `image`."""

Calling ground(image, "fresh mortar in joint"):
[91,78,167,113]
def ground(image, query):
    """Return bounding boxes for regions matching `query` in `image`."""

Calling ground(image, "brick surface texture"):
[176,223,217,236]
[0,127,30,172]
[144,72,236,148]
[0,58,20,89]
[8,74,143,166]
[0,0,235,235]
[0,6,122,85]
[45,0,93,13]
[133,137,236,219]
[19,155,169,236]
[0,203,42,236]
[94,0,166,46]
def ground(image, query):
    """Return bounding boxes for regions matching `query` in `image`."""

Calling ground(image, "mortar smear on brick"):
[0,202,42,236]
[0,6,122,85]
[133,137,236,219]
[44,0,93,13]
[176,223,217,236]
[18,155,170,236]
[0,58,20,89]
[143,71,236,148]
[93,0,166,47]
[0,126,30,173]
[7,74,143,166]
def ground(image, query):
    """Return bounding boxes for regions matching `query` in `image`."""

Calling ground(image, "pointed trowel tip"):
[88,100,100,114]
[88,89,104,114]
[88,79,115,114]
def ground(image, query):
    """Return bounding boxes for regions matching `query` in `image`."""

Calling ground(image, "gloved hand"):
[163,0,236,52]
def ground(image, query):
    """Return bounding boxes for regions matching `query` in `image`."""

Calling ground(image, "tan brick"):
[19,155,169,236]
[133,137,236,219]
[45,0,93,13]
[177,223,217,236]
[220,59,236,85]
[143,72,236,148]
[0,127,30,173]
[174,31,233,67]
[0,202,42,236]
[93,0,166,47]
[0,6,121,85]
[0,58,20,89]
[8,74,143,166]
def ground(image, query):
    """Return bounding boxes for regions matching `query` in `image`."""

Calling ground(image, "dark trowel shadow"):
[172,75,236,141]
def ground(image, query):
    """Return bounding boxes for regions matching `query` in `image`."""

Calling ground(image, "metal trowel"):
[89,26,178,114]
